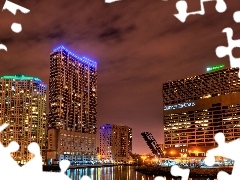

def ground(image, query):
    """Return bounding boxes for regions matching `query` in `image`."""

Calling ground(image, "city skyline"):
[1,0,240,154]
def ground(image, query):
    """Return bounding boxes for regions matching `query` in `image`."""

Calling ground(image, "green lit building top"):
[0,74,42,82]
[206,64,225,72]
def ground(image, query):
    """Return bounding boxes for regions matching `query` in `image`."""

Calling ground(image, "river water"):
[66,166,216,180]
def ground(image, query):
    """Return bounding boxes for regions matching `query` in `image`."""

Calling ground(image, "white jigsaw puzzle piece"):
[204,132,240,180]
[0,142,21,178]
[170,165,190,180]
[21,142,43,175]
[0,122,85,180]
[233,11,240,23]
[105,0,121,3]
[0,124,20,179]
[11,23,22,33]
[174,0,227,22]
[154,176,164,180]
[0,123,9,131]
[215,28,240,77]
[0,44,7,51]
[81,175,92,180]
[2,0,30,15]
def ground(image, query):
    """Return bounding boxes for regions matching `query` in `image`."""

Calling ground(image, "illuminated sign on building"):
[164,102,195,110]
[206,64,225,72]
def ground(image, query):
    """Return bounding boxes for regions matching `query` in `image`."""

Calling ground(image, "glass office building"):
[163,67,240,157]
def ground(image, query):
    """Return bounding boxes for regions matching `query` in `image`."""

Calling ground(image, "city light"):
[164,102,195,110]
[52,45,97,68]
[1,75,42,82]
[206,64,225,72]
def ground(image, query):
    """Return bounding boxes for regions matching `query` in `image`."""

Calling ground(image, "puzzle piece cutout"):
[0,123,82,180]
[11,23,22,33]
[105,0,121,3]
[204,132,240,180]
[21,142,43,174]
[174,0,227,22]
[0,123,8,132]
[171,165,190,180]
[81,176,92,180]
[215,27,240,77]
[154,165,190,180]
[0,44,7,51]
[154,176,164,180]
[2,0,30,15]
[0,0,30,51]
[233,11,240,23]
[0,123,22,178]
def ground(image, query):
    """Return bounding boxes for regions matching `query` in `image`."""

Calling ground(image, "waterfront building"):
[0,75,46,164]
[163,65,240,158]
[47,46,97,165]
[99,124,132,163]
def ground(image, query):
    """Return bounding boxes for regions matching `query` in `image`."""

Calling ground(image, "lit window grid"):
[48,48,97,134]
[163,67,240,149]
[48,129,96,155]
[99,124,132,162]
[163,67,240,106]
[164,104,240,149]
[0,78,46,163]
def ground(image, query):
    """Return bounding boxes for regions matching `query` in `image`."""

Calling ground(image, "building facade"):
[47,46,97,164]
[163,67,240,157]
[99,124,132,163]
[47,129,96,165]
[0,75,46,164]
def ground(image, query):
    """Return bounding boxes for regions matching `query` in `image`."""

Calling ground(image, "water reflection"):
[67,166,156,180]
[66,166,216,180]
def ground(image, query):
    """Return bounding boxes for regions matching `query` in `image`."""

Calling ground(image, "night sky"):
[0,0,240,154]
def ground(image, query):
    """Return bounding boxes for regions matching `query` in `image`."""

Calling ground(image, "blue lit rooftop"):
[53,46,97,68]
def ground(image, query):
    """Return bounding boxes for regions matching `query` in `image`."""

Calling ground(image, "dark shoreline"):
[135,166,233,178]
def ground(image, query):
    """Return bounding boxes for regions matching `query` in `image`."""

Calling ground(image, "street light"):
[141,156,147,165]
[154,157,158,164]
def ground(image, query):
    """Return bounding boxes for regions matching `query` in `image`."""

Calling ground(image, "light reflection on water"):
[66,166,216,180]
[66,166,155,180]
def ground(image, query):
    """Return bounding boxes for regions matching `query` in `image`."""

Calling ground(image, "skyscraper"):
[0,75,46,164]
[163,66,240,158]
[99,124,132,163]
[47,46,97,164]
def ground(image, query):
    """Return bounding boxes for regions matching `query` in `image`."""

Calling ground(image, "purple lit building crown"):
[52,46,97,68]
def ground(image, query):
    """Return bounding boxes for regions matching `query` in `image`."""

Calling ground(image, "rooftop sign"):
[206,64,225,72]
[164,102,195,111]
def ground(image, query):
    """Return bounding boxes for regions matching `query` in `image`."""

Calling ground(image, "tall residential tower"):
[0,75,46,164]
[47,46,97,164]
